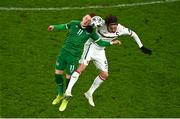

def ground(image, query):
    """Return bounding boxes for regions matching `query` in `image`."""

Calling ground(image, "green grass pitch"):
[0,0,180,117]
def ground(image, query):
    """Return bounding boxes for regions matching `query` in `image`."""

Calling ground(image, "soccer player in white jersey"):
[60,15,152,111]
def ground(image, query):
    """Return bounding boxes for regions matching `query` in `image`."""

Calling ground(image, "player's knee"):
[100,71,109,80]
[55,70,64,74]
[66,74,71,79]
[76,64,87,73]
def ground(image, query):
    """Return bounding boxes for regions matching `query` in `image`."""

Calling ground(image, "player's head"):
[105,15,118,33]
[81,13,96,27]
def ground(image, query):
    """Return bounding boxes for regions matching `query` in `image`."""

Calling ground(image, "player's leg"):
[58,74,71,111]
[85,70,108,106]
[65,63,87,96]
[52,52,66,105]
[59,44,94,111]
[65,63,78,91]
[65,43,93,97]
[52,70,65,105]
[59,54,79,111]
[85,49,108,106]
[86,70,108,96]
[65,74,71,89]
[59,64,87,111]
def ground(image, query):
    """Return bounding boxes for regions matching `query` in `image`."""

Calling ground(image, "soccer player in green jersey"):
[48,13,120,111]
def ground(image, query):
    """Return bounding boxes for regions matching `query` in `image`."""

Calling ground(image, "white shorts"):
[79,43,108,72]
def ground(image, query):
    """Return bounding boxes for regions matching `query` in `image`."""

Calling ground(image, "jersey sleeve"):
[89,28,99,40]
[90,29,111,46]
[66,20,80,29]
[117,24,133,36]
[53,24,67,31]
[65,20,75,29]
[53,20,77,31]
[117,24,143,48]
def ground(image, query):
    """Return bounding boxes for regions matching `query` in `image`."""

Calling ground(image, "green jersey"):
[53,20,111,57]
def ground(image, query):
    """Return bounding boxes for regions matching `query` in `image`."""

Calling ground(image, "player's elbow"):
[130,31,135,37]
[131,31,139,38]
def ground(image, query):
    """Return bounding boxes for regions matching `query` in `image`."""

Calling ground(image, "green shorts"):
[55,49,79,75]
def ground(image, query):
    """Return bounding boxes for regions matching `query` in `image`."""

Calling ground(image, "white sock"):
[87,76,104,96]
[65,71,80,96]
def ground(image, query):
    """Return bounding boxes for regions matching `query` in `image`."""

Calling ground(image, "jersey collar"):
[80,22,86,29]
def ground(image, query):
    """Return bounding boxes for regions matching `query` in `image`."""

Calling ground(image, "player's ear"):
[85,26,93,33]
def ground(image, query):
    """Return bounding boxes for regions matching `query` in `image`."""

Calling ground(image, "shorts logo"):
[70,65,75,73]
[56,62,60,66]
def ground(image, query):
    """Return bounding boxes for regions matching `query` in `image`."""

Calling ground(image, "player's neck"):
[80,22,86,29]
[106,27,116,33]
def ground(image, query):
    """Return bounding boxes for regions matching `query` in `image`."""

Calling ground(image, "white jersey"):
[80,23,144,72]
[85,23,143,50]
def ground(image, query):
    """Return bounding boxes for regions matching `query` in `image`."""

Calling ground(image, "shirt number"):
[77,29,83,36]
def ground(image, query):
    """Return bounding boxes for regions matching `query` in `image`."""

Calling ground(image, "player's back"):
[62,20,92,57]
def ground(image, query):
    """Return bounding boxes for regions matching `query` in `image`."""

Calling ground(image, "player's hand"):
[48,25,54,32]
[140,46,152,55]
[111,40,121,45]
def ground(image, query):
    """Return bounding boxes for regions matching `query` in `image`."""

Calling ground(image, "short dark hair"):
[105,15,118,25]
[89,12,96,18]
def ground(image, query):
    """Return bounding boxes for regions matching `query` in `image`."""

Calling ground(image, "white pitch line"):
[0,0,179,11]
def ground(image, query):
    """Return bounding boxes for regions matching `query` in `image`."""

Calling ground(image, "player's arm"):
[118,25,152,55]
[90,28,120,46]
[94,39,120,46]
[48,21,73,31]
[48,24,67,31]
[130,30,152,55]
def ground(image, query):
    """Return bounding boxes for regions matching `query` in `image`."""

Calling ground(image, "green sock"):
[55,74,64,96]
[66,78,70,89]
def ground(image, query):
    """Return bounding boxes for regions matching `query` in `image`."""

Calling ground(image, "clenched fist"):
[48,25,54,32]
[111,40,121,45]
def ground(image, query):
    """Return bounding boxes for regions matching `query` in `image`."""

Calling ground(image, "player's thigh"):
[79,43,94,65]
[55,50,67,72]
[93,50,108,72]
[66,55,79,75]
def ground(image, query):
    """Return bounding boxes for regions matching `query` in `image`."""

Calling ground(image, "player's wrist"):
[140,45,144,49]
[140,46,152,55]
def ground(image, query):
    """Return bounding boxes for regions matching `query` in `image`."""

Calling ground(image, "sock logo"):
[72,76,77,78]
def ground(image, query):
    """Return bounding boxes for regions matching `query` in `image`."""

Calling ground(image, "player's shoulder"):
[117,23,125,29]
[117,23,128,31]
[66,20,81,28]
[90,27,98,34]
[69,20,81,24]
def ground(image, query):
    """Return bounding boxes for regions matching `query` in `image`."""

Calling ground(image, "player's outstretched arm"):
[48,24,67,32]
[94,39,111,46]
[123,28,152,55]
[95,39,121,46]
[130,31,152,55]
[90,28,121,46]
